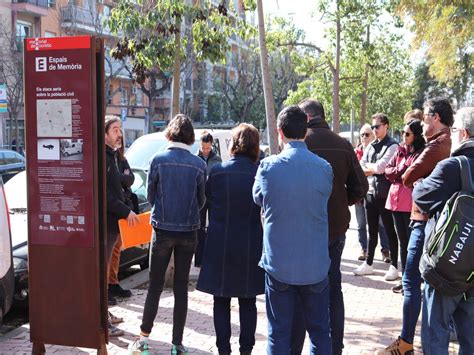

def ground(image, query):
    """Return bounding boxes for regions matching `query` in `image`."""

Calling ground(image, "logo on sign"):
[35,57,47,72]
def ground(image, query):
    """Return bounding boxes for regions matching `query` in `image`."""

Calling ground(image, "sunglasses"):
[371,123,386,130]
[360,133,371,138]
[401,131,412,137]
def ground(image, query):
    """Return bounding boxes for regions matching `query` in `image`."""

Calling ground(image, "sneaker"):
[128,339,150,355]
[109,284,132,298]
[109,311,124,324]
[382,250,391,263]
[358,249,367,261]
[108,324,124,337]
[171,344,189,355]
[375,337,414,354]
[353,262,374,276]
[391,282,403,294]
[384,265,399,281]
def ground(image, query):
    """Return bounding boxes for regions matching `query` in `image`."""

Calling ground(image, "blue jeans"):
[290,235,345,355]
[213,296,257,353]
[265,273,331,355]
[354,200,389,251]
[422,283,474,355]
[401,221,425,344]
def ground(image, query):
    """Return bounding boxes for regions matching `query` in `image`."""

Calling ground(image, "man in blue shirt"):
[253,105,333,354]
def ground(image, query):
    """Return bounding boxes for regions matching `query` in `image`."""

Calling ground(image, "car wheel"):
[64,152,69,156]
[139,259,149,270]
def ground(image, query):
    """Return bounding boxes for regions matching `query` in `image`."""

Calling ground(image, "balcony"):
[11,0,49,16]
[60,4,111,36]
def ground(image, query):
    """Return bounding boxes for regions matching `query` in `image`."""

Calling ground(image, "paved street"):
[0,207,459,354]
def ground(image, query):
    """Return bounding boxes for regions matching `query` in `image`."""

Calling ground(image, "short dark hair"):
[424,97,454,127]
[371,113,389,126]
[104,115,121,133]
[165,114,195,145]
[277,106,308,139]
[230,123,260,162]
[406,119,425,152]
[200,132,214,144]
[298,99,325,120]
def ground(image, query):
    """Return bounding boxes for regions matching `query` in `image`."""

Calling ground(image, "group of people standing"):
[103,97,474,355]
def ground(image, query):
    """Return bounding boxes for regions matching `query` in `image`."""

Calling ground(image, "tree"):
[0,24,23,150]
[107,0,254,122]
[396,1,473,85]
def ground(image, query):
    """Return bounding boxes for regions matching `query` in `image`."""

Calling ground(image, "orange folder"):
[118,211,153,249]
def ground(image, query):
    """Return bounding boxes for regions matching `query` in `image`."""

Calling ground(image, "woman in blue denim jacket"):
[197,123,264,355]
[129,115,206,355]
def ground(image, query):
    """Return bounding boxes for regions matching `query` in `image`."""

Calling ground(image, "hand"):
[127,210,139,227]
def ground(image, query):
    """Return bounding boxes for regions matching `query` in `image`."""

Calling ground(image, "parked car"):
[5,171,150,308]
[125,129,232,211]
[61,142,83,156]
[0,177,14,326]
[0,149,25,183]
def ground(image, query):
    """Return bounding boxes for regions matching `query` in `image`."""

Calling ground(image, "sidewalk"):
[0,207,459,354]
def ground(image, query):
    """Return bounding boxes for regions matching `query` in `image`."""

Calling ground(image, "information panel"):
[24,36,107,351]
[25,36,94,248]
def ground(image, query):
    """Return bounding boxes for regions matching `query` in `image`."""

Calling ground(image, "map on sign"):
[37,99,72,137]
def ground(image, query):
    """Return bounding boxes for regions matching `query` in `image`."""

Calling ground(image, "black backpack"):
[420,156,474,296]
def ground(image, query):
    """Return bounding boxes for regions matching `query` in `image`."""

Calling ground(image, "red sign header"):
[26,36,91,51]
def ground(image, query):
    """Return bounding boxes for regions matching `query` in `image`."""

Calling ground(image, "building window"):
[16,21,32,52]
[44,31,56,38]
[107,84,113,104]
[121,87,129,106]
[134,87,143,106]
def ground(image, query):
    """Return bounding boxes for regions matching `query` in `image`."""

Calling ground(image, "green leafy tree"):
[107,0,254,122]
[396,1,473,85]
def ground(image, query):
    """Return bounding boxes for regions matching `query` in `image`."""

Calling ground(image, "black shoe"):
[109,283,132,298]
[382,249,391,264]
[108,295,117,306]
[391,282,403,294]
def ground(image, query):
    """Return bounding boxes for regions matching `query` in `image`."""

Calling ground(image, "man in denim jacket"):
[130,114,206,355]
[253,106,333,354]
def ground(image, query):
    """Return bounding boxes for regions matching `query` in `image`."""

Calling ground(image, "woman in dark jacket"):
[197,123,264,355]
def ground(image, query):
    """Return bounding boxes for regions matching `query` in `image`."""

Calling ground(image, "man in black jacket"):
[413,107,474,354]
[291,99,369,355]
[104,115,139,336]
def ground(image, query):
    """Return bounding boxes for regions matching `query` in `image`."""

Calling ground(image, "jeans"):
[355,200,389,252]
[140,229,197,345]
[266,273,331,355]
[400,221,425,344]
[392,211,411,273]
[290,235,345,355]
[213,296,257,353]
[365,194,398,268]
[422,283,474,355]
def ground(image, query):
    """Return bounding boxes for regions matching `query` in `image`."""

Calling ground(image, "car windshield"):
[126,139,200,171]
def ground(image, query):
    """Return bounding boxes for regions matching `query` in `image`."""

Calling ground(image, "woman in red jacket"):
[384,118,425,292]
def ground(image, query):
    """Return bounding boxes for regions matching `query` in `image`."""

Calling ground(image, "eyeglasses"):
[371,123,386,130]
[423,112,435,122]
[450,127,462,133]
[401,131,412,137]
[360,133,371,138]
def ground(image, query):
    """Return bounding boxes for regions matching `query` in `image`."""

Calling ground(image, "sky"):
[264,0,329,48]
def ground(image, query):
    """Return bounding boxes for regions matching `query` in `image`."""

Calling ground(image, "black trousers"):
[365,194,398,268]
[140,229,197,345]
[213,296,257,353]
[392,211,411,273]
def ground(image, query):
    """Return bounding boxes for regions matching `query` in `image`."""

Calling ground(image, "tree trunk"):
[360,25,370,126]
[332,1,341,134]
[256,0,278,154]
[170,20,182,120]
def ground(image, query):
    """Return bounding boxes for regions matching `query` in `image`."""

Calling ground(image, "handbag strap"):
[456,156,474,193]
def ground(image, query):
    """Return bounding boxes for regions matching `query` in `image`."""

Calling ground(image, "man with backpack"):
[413,106,474,354]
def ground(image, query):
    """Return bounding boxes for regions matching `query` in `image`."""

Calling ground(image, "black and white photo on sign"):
[37,139,60,160]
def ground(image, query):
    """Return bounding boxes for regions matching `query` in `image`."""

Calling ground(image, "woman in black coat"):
[197,123,264,355]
